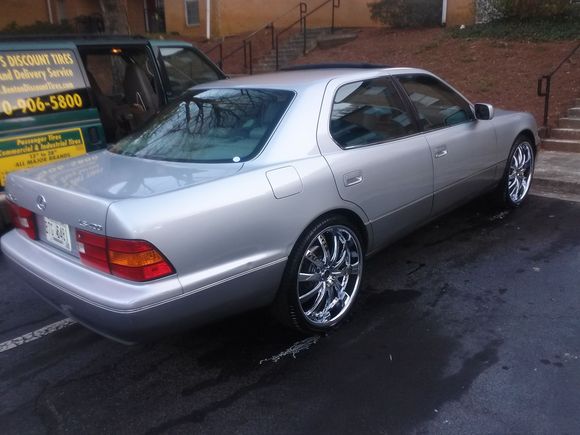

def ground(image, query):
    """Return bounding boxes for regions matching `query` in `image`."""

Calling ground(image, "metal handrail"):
[537,41,580,128]
[204,42,223,67]
[204,3,306,73]
[275,0,340,70]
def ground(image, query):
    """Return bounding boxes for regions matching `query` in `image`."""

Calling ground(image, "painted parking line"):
[0,318,77,353]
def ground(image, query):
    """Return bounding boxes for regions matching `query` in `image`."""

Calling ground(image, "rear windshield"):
[108,88,294,163]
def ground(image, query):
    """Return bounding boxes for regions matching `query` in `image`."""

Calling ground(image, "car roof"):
[198,67,428,92]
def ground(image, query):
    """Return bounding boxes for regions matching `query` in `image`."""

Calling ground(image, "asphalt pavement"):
[0,194,579,434]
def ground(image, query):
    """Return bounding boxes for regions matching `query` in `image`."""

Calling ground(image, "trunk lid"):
[6,150,243,247]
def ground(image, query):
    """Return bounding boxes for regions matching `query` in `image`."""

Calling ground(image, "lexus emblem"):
[36,195,47,211]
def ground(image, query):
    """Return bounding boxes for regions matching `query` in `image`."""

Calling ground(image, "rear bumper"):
[1,230,285,343]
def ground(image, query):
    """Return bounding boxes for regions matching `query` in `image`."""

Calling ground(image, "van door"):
[154,43,225,101]
[0,42,106,191]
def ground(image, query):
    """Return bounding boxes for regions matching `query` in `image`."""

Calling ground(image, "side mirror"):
[474,103,494,120]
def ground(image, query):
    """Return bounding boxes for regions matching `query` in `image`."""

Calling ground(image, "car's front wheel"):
[495,135,535,207]
[274,216,364,333]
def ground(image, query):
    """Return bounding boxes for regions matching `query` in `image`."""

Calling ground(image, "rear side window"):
[159,47,221,98]
[109,88,293,163]
[0,49,91,120]
[330,77,417,148]
[397,74,474,131]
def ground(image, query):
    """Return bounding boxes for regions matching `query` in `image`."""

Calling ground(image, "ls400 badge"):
[78,220,103,232]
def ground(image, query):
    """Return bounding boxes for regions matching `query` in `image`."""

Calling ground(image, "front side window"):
[160,47,221,98]
[397,74,474,131]
[108,88,293,163]
[330,77,417,148]
[185,0,200,26]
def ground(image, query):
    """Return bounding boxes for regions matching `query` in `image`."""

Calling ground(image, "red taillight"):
[76,230,174,282]
[76,230,109,273]
[8,201,37,240]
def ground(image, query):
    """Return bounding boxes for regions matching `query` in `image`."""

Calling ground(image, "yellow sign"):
[0,128,87,187]
[0,49,89,120]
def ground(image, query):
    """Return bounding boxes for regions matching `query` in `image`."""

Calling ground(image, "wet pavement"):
[0,195,579,434]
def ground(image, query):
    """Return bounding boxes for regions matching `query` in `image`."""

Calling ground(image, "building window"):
[185,0,200,26]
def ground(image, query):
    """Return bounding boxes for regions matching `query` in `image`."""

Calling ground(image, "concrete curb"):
[532,150,580,202]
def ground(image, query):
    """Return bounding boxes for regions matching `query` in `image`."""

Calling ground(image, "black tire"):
[493,134,535,208]
[272,215,364,334]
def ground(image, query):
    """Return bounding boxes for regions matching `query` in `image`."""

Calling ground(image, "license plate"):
[44,217,72,252]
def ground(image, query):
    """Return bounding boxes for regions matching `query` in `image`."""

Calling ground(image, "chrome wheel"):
[508,141,534,204]
[297,225,363,326]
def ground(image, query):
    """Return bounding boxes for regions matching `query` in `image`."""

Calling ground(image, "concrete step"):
[532,150,580,202]
[569,107,580,117]
[542,138,580,153]
[559,118,580,129]
[252,27,341,74]
[317,32,358,49]
[550,128,580,140]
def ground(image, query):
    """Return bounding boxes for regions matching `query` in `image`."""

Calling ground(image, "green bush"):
[449,15,580,41]
[368,0,442,28]
[0,20,75,35]
[493,0,573,18]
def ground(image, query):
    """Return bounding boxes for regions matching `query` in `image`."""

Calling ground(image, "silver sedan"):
[1,67,538,343]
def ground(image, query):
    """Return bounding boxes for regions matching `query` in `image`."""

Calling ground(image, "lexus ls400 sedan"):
[1,67,539,343]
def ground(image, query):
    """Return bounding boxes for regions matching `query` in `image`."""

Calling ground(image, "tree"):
[368,0,442,28]
[99,0,130,34]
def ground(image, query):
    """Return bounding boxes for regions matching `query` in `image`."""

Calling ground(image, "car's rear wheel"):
[273,216,364,333]
[495,135,535,208]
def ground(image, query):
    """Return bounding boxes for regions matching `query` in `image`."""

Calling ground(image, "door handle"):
[344,170,363,187]
[434,146,448,159]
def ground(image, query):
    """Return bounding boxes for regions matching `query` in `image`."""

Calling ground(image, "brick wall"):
[0,0,50,29]
[127,0,146,34]
[0,0,145,34]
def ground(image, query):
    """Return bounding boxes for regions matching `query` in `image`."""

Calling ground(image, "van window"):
[79,46,162,143]
[159,47,221,98]
[0,49,92,120]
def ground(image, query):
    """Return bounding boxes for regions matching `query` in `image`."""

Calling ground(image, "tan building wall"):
[1,0,477,37]
[446,0,475,26]
[217,0,376,36]
[165,0,216,39]
[166,0,377,39]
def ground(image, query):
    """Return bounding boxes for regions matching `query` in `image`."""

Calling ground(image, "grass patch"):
[449,16,580,41]
[413,38,445,54]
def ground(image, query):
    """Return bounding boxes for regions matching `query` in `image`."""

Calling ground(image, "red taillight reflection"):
[76,230,175,282]
[8,201,36,240]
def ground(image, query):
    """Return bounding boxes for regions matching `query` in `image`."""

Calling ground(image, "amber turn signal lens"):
[76,229,175,282]
[108,249,164,267]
